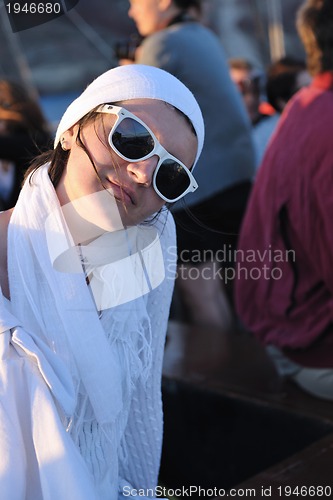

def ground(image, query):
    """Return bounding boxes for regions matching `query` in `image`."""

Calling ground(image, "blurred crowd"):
[0,80,51,210]
[2,0,333,402]
[122,0,333,402]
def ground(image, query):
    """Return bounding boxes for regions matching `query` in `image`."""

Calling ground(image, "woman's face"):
[128,0,167,37]
[56,98,197,228]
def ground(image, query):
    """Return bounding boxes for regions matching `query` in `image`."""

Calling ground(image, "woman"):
[0,65,204,499]
[0,79,51,209]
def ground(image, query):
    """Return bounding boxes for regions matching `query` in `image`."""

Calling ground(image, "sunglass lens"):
[156,160,191,200]
[112,118,154,160]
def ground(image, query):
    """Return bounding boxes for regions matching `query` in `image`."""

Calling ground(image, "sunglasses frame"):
[96,104,198,203]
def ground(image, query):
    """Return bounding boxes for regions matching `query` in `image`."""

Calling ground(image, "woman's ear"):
[158,0,175,13]
[60,124,79,151]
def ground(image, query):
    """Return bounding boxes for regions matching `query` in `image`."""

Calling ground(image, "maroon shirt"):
[235,72,333,368]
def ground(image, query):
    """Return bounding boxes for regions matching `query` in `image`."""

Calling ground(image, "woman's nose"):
[127,156,158,186]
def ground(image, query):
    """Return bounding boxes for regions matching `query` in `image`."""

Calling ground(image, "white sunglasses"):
[96,104,198,203]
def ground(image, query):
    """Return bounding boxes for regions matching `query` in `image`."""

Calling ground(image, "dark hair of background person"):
[173,0,202,13]
[297,0,333,76]
[0,79,51,209]
[266,57,307,113]
[0,80,49,136]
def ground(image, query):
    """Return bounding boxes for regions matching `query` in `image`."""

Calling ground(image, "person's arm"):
[310,151,333,294]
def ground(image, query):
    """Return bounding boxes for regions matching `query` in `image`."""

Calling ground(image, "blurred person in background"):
[229,58,273,168]
[126,0,256,328]
[229,57,312,169]
[229,58,266,127]
[235,0,333,400]
[0,80,51,210]
[256,56,312,166]
[266,56,311,115]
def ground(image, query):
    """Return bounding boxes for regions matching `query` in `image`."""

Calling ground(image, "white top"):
[0,166,176,499]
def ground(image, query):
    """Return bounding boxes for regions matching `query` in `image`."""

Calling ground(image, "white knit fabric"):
[1,166,176,499]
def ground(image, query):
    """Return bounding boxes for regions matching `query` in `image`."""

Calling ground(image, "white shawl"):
[1,164,175,499]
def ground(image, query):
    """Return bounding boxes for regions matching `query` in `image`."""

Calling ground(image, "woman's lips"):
[108,181,136,205]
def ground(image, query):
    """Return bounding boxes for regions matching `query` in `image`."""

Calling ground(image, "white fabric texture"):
[0,294,98,500]
[54,64,205,169]
[1,165,177,499]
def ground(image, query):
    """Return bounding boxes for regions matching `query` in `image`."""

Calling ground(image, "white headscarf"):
[54,64,205,169]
